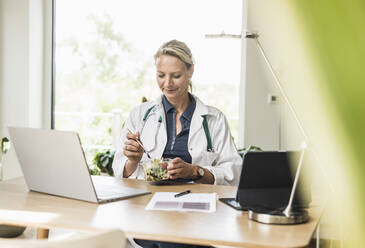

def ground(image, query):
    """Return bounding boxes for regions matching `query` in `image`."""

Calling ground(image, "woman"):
[112,40,242,186]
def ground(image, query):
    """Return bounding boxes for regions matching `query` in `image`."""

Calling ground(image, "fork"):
[126,128,151,159]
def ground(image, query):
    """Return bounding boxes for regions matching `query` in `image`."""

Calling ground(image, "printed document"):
[145,192,216,213]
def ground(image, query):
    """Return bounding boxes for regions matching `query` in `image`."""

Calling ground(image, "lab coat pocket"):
[201,151,219,167]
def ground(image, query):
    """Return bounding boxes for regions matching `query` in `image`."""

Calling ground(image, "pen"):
[174,190,191,198]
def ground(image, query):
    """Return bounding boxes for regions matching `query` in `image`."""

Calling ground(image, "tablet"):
[220,151,311,211]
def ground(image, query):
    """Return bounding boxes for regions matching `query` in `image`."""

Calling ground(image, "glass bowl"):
[141,158,170,182]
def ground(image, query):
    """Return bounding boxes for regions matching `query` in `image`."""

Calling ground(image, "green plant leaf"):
[93,149,115,176]
[1,137,10,155]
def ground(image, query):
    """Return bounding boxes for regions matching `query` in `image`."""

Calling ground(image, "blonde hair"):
[154,40,194,92]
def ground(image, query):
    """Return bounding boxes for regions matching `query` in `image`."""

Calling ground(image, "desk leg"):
[37,228,49,239]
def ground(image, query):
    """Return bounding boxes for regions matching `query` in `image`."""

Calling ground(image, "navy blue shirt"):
[162,94,196,163]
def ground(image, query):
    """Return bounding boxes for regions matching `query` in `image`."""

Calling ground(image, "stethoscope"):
[139,105,162,153]
[139,105,214,153]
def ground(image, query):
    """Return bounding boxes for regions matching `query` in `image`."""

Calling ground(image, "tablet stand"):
[245,31,309,224]
[248,147,309,224]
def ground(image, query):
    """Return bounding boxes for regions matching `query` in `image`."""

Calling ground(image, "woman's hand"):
[123,132,143,165]
[166,157,195,180]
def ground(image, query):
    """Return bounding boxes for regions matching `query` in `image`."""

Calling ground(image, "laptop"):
[8,127,151,203]
[220,151,311,211]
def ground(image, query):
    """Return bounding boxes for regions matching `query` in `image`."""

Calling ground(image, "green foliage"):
[88,163,101,176]
[237,146,262,157]
[1,137,10,155]
[293,0,365,245]
[237,146,262,152]
[93,150,115,176]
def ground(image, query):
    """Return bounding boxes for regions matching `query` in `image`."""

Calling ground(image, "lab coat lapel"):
[150,95,209,158]
[189,96,209,140]
[153,96,167,159]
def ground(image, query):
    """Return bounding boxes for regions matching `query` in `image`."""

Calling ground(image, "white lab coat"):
[112,94,242,185]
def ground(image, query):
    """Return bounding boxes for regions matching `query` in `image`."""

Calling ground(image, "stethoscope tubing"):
[138,104,214,154]
[139,105,162,153]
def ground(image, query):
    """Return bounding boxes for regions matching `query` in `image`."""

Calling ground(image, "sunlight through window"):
[54,0,242,168]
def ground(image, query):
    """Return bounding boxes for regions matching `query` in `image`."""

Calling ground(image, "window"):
[54,0,243,165]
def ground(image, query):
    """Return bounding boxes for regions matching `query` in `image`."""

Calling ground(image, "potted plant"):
[0,137,26,238]
[93,150,115,176]
[0,137,10,181]
[237,145,262,157]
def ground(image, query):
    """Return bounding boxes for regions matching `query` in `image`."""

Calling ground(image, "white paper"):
[145,192,216,213]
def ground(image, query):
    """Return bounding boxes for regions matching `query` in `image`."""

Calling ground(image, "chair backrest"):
[0,229,125,248]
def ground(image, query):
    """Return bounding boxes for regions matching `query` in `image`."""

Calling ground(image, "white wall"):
[243,38,282,149]
[243,0,304,150]
[0,0,52,180]
[0,0,29,133]
[0,0,29,179]
[0,1,3,141]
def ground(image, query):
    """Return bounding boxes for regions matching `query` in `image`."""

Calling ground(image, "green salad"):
[143,158,169,181]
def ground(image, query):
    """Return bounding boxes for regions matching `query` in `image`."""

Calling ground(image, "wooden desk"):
[0,177,323,247]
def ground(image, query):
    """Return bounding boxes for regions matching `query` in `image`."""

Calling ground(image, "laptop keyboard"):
[91,176,150,202]
[95,187,128,199]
